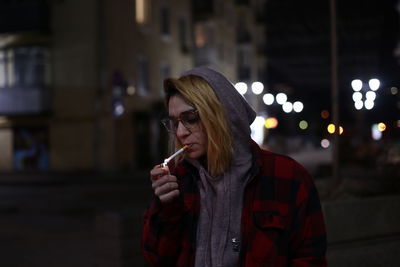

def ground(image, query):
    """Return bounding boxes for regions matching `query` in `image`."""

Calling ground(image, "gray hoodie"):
[181,67,256,267]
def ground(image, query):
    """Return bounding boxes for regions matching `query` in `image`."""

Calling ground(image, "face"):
[168,95,208,160]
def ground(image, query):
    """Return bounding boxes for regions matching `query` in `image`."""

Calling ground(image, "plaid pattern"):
[141,142,327,267]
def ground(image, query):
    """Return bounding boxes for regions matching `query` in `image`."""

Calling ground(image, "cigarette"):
[161,145,188,167]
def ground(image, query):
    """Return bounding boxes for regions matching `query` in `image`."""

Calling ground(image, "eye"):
[184,114,199,125]
[185,117,198,125]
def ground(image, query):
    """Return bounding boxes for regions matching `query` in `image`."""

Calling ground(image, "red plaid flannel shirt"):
[141,142,327,266]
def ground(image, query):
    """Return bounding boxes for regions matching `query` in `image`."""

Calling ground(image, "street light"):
[276,93,287,104]
[351,79,363,91]
[354,101,363,110]
[234,82,247,95]
[352,92,362,102]
[368,78,380,91]
[250,116,266,145]
[351,77,380,110]
[365,91,376,101]
[364,99,374,110]
[293,101,304,112]
[262,93,274,105]
[251,81,264,95]
[282,102,293,113]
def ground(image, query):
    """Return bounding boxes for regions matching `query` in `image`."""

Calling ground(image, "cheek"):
[198,127,208,146]
[202,134,208,147]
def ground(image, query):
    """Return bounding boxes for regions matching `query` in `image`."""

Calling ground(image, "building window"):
[160,6,170,37]
[137,56,149,96]
[13,126,49,171]
[135,0,150,24]
[7,50,15,87]
[178,17,189,53]
[0,51,5,88]
[0,46,51,115]
[195,24,206,48]
[0,46,50,89]
[160,62,171,94]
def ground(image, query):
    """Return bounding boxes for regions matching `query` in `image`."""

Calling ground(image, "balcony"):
[0,87,51,115]
[0,45,51,115]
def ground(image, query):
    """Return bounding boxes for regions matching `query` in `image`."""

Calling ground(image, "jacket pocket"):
[248,211,289,266]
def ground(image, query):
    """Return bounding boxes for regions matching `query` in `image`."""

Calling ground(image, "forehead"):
[168,95,194,117]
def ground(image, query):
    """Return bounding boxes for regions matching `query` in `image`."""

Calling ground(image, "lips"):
[183,143,194,151]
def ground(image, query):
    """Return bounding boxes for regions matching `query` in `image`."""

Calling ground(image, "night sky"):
[264,0,399,127]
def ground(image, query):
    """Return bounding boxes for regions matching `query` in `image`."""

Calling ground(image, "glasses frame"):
[161,109,200,133]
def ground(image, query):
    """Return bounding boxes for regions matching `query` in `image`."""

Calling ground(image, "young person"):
[142,67,327,267]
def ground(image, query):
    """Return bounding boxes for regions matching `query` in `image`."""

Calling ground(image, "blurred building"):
[0,0,267,172]
[192,0,266,82]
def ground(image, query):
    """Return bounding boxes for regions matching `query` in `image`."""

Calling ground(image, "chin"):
[186,151,204,160]
[186,153,198,160]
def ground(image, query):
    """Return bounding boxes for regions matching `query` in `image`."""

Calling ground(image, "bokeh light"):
[321,139,330,148]
[282,102,293,113]
[351,79,363,91]
[327,124,335,134]
[378,122,386,132]
[265,117,278,129]
[368,78,380,91]
[276,93,287,104]
[372,124,382,140]
[126,85,136,95]
[354,101,363,110]
[299,120,308,130]
[263,93,274,105]
[293,101,304,113]
[251,81,264,95]
[365,91,376,101]
[364,99,374,110]
[352,92,362,102]
[250,116,265,145]
[321,110,330,119]
[235,82,247,95]
[327,124,343,135]
[114,102,125,117]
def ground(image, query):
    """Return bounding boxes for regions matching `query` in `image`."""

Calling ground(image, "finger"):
[150,166,169,181]
[150,165,164,176]
[159,189,180,203]
[154,181,179,196]
[151,175,177,190]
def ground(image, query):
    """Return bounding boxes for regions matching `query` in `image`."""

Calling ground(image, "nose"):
[176,121,190,138]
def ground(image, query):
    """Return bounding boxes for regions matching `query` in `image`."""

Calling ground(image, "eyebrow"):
[168,108,197,119]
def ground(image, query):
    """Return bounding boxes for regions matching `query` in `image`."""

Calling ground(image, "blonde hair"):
[164,75,233,176]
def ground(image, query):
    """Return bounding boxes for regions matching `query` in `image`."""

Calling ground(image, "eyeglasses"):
[161,109,200,133]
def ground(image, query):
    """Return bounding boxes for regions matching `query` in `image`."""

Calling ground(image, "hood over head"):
[182,67,256,150]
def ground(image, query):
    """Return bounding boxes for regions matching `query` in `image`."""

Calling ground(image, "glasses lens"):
[161,118,174,132]
[181,111,200,128]
[161,110,199,133]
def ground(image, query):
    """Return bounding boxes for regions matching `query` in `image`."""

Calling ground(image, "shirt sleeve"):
[141,195,186,266]
[289,169,327,267]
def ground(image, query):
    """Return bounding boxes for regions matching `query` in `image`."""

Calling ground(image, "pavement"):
[0,171,151,267]
[1,170,399,267]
